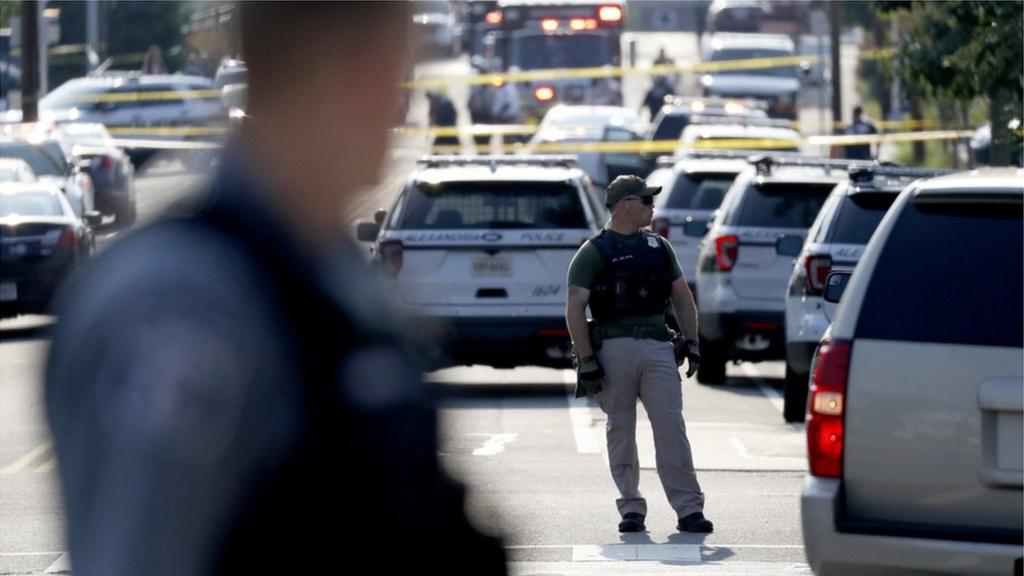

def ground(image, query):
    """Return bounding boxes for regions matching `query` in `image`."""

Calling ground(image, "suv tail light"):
[652,217,670,238]
[98,156,114,171]
[57,228,76,248]
[714,235,738,271]
[378,240,404,277]
[484,9,502,24]
[534,85,556,102]
[804,254,832,296]
[807,338,851,478]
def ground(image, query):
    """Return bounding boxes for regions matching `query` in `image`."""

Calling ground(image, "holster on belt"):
[587,319,603,351]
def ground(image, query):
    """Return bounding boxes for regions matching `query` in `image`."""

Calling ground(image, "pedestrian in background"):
[565,175,713,535]
[642,74,675,122]
[428,89,460,151]
[45,3,506,575]
[844,105,878,160]
[141,44,167,74]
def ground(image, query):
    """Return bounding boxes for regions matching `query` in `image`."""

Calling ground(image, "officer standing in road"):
[565,175,712,534]
[642,75,674,122]
[844,105,878,160]
[44,3,506,575]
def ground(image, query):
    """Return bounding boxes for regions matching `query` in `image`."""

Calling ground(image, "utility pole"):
[21,0,40,121]
[828,1,842,133]
[86,0,99,72]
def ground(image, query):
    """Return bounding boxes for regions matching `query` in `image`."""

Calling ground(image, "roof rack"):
[848,165,957,185]
[749,155,877,175]
[662,95,770,112]
[417,155,579,171]
[656,149,802,166]
[686,115,796,128]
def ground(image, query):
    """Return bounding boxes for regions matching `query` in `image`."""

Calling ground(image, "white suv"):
[780,165,953,422]
[356,155,605,369]
[646,152,750,295]
[694,156,868,384]
[802,169,1023,575]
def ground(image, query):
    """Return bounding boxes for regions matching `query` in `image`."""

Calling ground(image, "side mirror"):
[84,211,103,228]
[683,217,710,238]
[374,209,388,224]
[775,235,804,257]
[823,271,852,304]
[355,220,381,243]
[77,158,93,170]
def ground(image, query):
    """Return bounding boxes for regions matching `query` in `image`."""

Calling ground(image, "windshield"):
[708,47,796,78]
[398,181,587,229]
[0,192,64,217]
[733,182,834,228]
[0,143,66,177]
[827,193,898,244]
[512,34,611,70]
[666,172,738,210]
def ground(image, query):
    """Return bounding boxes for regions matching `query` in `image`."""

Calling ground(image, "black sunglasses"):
[625,195,654,206]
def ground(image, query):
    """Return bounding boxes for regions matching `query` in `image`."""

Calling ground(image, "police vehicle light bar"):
[848,165,956,184]
[750,155,876,175]
[688,115,795,128]
[417,155,579,169]
[598,5,622,22]
[663,95,770,112]
[656,150,792,166]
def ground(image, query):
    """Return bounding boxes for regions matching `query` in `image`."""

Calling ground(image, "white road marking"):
[44,554,70,574]
[469,433,517,456]
[567,370,606,455]
[0,440,53,475]
[740,363,785,415]
[34,458,57,474]
[729,437,752,459]
[572,544,702,562]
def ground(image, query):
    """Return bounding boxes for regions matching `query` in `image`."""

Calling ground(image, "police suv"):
[356,155,605,369]
[646,151,750,295]
[780,165,953,422]
[694,156,869,384]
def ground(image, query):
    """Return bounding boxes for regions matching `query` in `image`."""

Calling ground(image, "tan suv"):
[801,169,1024,575]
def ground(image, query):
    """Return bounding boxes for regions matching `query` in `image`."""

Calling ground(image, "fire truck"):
[493,0,627,123]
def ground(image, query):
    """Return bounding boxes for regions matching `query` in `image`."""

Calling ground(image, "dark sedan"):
[0,183,98,318]
[59,123,137,226]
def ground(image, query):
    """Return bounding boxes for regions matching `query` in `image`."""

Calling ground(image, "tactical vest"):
[166,187,504,574]
[588,229,674,324]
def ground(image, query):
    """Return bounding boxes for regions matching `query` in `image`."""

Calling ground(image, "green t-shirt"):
[567,230,684,330]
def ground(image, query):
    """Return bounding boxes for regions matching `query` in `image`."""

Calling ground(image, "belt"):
[596,325,671,342]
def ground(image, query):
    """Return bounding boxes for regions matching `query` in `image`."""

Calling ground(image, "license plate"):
[473,255,512,277]
[0,282,16,302]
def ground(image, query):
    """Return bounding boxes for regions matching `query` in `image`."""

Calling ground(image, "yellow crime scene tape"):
[404,48,896,90]
[59,90,222,104]
[106,126,231,138]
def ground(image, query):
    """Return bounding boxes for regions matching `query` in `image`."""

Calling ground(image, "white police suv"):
[802,169,1023,575]
[356,155,605,369]
[646,151,750,295]
[780,165,953,422]
[694,155,870,384]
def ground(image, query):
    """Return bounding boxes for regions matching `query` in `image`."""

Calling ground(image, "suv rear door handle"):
[978,379,1023,488]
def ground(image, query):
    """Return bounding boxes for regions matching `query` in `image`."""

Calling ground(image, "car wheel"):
[115,201,137,229]
[783,363,808,423]
[696,336,727,384]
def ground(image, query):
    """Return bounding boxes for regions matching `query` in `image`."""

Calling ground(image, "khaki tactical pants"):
[596,337,705,518]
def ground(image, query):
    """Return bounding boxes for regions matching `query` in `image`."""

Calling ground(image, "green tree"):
[881,1,1023,165]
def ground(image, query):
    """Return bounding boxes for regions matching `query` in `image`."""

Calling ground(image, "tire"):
[783,363,809,423]
[696,336,727,384]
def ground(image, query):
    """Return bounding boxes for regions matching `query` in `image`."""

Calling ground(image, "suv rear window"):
[826,191,899,244]
[666,172,736,210]
[398,181,587,229]
[856,197,1023,347]
[650,113,688,141]
[732,182,833,228]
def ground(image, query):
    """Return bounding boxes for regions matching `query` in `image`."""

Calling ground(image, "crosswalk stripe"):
[0,440,53,475]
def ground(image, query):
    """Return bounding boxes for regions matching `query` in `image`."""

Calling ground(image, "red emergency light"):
[485,9,502,24]
[534,85,556,102]
[598,5,623,22]
[541,18,559,32]
[570,18,586,30]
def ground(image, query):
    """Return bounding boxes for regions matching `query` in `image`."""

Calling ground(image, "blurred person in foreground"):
[44,3,507,575]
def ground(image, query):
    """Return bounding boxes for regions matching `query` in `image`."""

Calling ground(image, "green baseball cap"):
[605,175,662,207]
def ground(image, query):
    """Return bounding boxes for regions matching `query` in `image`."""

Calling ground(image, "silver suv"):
[356,155,605,369]
[694,156,868,384]
[802,169,1023,575]
[780,165,953,422]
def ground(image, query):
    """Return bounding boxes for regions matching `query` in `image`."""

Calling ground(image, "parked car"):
[781,165,953,422]
[58,122,136,227]
[355,155,605,368]
[0,182,98,318]
[0,134,96,219]
[0,158,37,183]
[694,155,866,384]
[677,116,802,155]
[801,168,1023,575]
[700,33,804,119]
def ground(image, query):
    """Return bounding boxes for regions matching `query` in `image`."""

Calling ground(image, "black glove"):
[673,337,701,378]
[574,353,604,398]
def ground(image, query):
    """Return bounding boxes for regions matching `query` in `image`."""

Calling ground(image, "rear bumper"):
[802,476,1024,576]
[415,315,572,368]
[0,261,72,317]
[699,310,785,361]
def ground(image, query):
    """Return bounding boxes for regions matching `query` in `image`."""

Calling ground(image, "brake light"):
[598,5,623,22]
[378,240,404,277]
[652,217,670,238]
[484,9,502,24]
[807,338,851,478]
[98,156,114,170]
[534,85,556,102]
[714,235,738,271]
[804,254,832,296]
[569,18,586,30]
[541,17,559,32]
